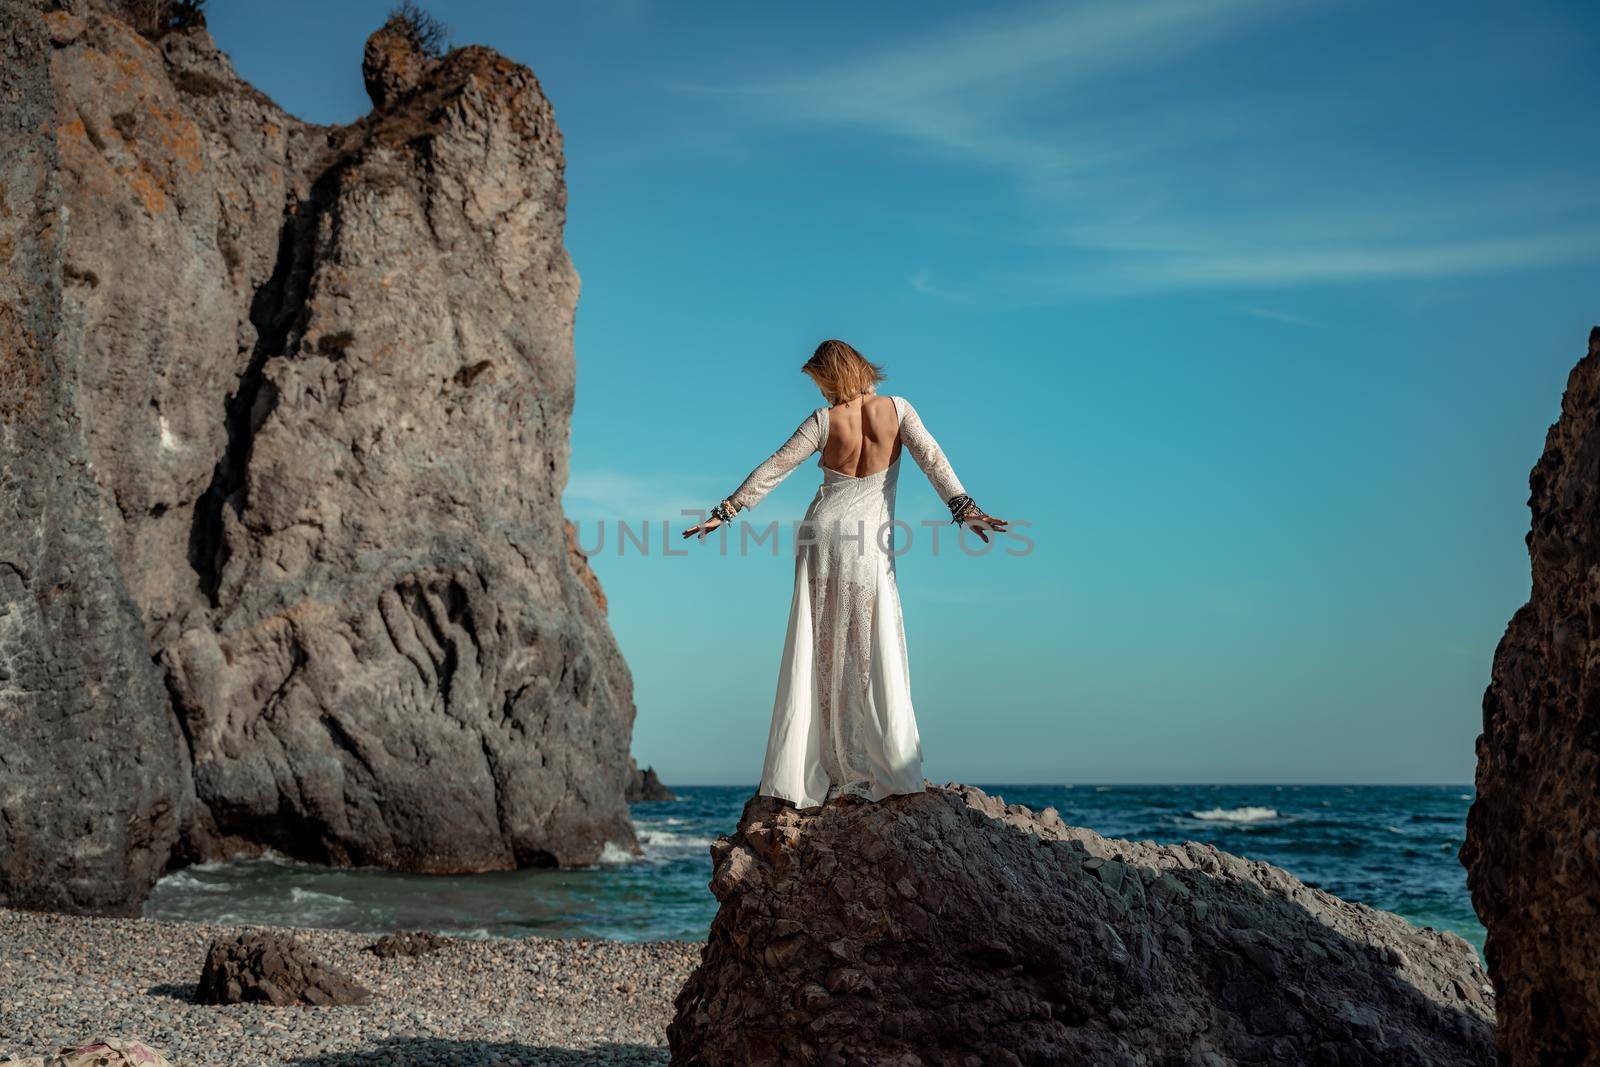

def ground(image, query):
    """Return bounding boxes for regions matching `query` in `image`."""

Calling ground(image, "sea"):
[144,784,1484,952]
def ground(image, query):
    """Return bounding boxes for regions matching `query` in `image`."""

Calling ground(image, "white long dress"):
[725,396,968,808]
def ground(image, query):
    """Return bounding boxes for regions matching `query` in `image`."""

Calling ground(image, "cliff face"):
[0,0,192,915]
[1463,328,1600,1064]
[671,786,1494,1066]
[0,0,636,913]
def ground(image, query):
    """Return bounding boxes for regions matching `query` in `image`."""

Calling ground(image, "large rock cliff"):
[0,0,636,913]
[671,786,1494,1066]
[1462,327,1600,1064]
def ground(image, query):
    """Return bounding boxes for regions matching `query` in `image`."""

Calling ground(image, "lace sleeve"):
[726,409,826,511]
[896,397,966,503]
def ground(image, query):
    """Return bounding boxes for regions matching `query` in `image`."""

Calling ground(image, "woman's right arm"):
[683,410,824,540]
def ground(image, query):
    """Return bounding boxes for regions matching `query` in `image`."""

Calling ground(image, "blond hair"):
[801,339,886,405]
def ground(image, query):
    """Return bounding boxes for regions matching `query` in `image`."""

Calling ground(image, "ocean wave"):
[156,871,233,893]
[1190,806,1279,823]
[632,828,715,868]
[636,828,713,849]
[288,887,352,906]
[597,841,639,865]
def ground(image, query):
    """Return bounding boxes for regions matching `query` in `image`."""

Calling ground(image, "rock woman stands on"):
[682,340,1006,807]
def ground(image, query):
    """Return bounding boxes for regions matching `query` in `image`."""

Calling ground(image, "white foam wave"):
[288,887,352,906]
[597,841,639,865]
[1191,806,1278,823]
[156,871,233,893]
[636,828,714,851]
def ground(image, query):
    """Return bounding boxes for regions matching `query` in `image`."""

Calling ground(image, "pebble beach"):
[0,908,701,1066]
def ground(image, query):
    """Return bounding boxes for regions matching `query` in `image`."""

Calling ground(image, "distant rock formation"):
[1463,327,1600,1064]
[670,785,1494,1066]
[0,0,637,914]
[626,758,676,802]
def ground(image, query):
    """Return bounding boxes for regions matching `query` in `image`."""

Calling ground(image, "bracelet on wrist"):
[946,493,980,525]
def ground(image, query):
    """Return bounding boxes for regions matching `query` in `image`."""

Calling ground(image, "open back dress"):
[724,396,967,807]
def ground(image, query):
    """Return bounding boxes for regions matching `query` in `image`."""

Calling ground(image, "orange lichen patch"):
[147,102,205,175]
[79,41,160,101]
[42,10,87,46]
[76,100,209,216]
[124,166,167,215]
[58,117,89,143]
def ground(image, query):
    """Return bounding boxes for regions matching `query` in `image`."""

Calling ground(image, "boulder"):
[1463,326,1600,1064]
[670,785,1494,1066]
[196,931,369,1007]
[367,930,448,959]
[361,10,431,109]
[1,0,637,912]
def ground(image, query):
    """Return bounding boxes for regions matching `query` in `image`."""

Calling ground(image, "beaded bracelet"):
[710,500,739,524]
[946,493,981,525]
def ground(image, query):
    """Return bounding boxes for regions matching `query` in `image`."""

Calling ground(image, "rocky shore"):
[0,908,698,1066]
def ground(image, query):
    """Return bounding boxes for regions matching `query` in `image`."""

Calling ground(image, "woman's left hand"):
[961,512,1009,544]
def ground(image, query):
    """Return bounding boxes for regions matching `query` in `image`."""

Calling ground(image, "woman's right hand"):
[681,517,725,541]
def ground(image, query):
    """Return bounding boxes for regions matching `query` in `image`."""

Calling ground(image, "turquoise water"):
[144,783,1483,950]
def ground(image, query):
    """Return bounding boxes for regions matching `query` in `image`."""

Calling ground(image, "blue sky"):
[212,1,1598,784]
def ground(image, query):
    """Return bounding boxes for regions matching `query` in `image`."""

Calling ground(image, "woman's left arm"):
[898,398,1009,543]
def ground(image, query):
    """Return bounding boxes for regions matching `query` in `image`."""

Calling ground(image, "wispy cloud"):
[705,0,1599,297]
[1108,228,1600,289]
[564,470,718,523]
[1239,305,1322,329]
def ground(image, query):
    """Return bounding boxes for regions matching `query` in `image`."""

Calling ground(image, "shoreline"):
[0,907,700,1066]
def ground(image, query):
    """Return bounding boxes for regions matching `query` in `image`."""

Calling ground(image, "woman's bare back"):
[821,394,901,477]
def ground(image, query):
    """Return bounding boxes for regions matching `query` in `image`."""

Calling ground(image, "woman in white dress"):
[682,340,1006,807]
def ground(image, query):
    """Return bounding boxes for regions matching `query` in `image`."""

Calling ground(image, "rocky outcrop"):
[1463,327,1600,1065]
[0,0,637,913]
[197,931,369,1006]
[626,757,676,802]
[670,785,1494,1066]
